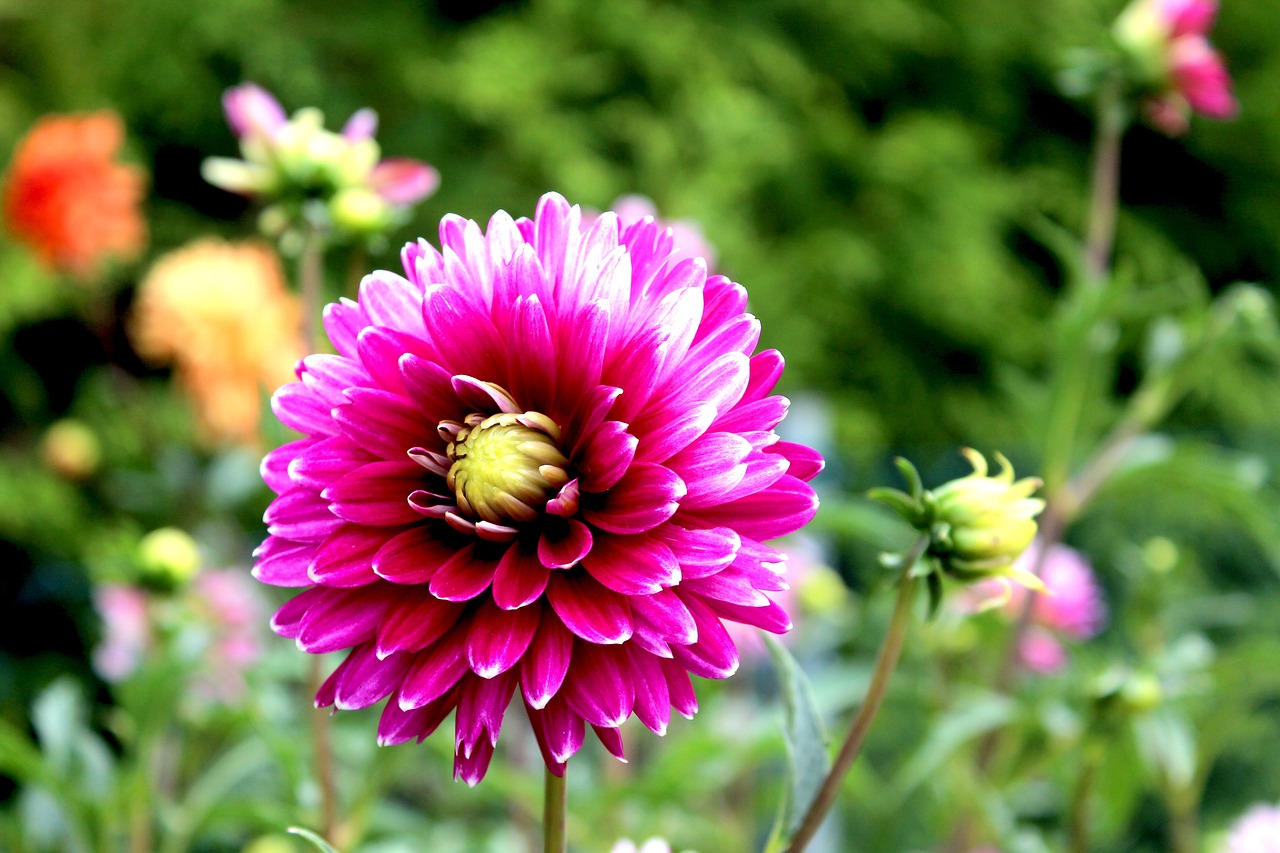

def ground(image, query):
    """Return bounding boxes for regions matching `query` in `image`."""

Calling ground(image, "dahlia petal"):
[299,354,369,409]
[376,593,465,659]
[373,526,459,585]
[705,597,792,634]
[769,440,825,482]
[423,284,504,380]
[582,463,686,535]
[532,193,575,291]
[629,627,673,659]
[654,525,740,579]
[485,210,525,269]
[632,401,716,465]
[669,592,739,678]
[506,295,557,411]
[370,158,439,206]
[289,436,375,492]
[665,431,750,508]
[576,421,637,492]
[684,475,818,542]
[683,315,760,380]
[537,518,593,571]
[265,489,342,540]
[660,657,699,719]
[625,644,672,736]
[323,298,364,359]
[713,394,789,434]
[456,669,518,752]
[399,354,463,424]
[270,587,325,638]
[696,277,749,341]
[253,536,315,587]
[400,624,470,709]
[357,326,433,395]
[262,438,311,494]
[378,687,457,746]
[566,385,623,454]
[521,615,575,709]
[603,325,670,423]
[297,586,394,654]
[467,599,542,678]
[546,572,633,644]
[741,349,785,404]
[334,389,431,460]
[556,300,610,404]
[582,533,680,595]
[631,588,698,646]
[327,644,412,710]
[309,524,400,587]
[482,543,549,609]
[592,725,627,762]
[492,242,553,340]
[709,451,790,505]
[526,694,584,767]
[323,461,427,526]
[682,568,771,607]
[272,382,335,437]
[428,546,499,601]
[564,643,634,728]
[642,351,749,432]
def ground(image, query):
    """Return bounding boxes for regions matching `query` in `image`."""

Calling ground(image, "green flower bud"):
[926,449,1045,588]
[330,187,393,234]
[41,419,102,480]
[136,527,201,588]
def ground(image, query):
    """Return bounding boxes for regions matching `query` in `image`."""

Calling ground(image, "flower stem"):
[544,766,568,853]
[299,225,324,354]
[786,539,925,853]
[1067,744,1103,853]
[1083,76,1126,285]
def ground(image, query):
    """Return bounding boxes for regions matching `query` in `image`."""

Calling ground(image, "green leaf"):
[762,635,831,852]
[289,826,343,853]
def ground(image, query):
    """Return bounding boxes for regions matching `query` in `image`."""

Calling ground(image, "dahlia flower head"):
[256,192,822,784]
[1,112,146,280]
[203,83,438,240]
[1223,803,1280,853]
[1113,0,1238,135]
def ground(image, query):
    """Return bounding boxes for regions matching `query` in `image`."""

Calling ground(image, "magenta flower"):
[610,195,717,270]
[256,192,822,784]
[222,83,288,142]
[1225,803,1280,853]
[1114,0,1238,134]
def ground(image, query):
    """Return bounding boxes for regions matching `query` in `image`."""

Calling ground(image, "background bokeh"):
[2,1,1280,851]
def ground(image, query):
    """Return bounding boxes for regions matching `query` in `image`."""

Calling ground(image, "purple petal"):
[654,525,740,580]
[768,440,825,482]
[741,349,784,404]
[309,524,395,587]
[537,518,594,570]
[299,354,368,409]
[297,586,394,654]
[665,431,750,508]
[546,572,633,644]
[630,588,697,646]
[341,107,378,141]
[288,435,373,492]
[669,591,740,678]
[631,401,716,465]
[325,643,411,710]
[334,388,431,460]
[264,489,342,541]
[360,270,426,338]
[428,547,498,601]
[456,669,517,751]
[466,599,542,678]
[322,461,425,526]
[683,475,818,542]
[270,587,324,638]
[493,541,552,609]
[526,694,583,768]
[222,82,286,139]
[372,526,458,585]
[625,644,671,735]
[378,686,458,745]
[253,536,315,587]
[521,615,574,709]
[262,438,310,494]
[323,298,365,360]
[399,354,462,425]
[582,463,686,535]
[505,295,557,411]
[582,533,680,595]
[706,596,792,633]
[682,567,771,607]
[661,657,699,718]
[271,382,336,437]
[399,624,470,709]
[575,421,637,492]
[592,724,627,762]
[713,394,789,434]
[564,643,634,728]
[376,592,465,659]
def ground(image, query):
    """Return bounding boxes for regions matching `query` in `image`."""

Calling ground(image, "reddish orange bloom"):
[2,112,147,280]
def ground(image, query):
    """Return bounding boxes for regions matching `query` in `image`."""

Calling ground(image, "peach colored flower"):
[2,112,146,280]
[130,239,301,445]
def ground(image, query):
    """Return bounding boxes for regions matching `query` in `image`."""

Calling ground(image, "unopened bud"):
[137,527,201,587]
[41,419,101,480]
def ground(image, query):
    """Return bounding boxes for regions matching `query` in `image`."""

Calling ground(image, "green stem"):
[1068,745,1103,853]
[1083,76,1126,286]
[786,538,926,853]
[544,766,568,853]
[299,225,324,354]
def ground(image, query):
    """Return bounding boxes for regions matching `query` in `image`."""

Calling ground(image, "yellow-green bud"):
[927,449,1044,585]
[330,187,392,234]
[137,527,201,587]
[41,419,102,480]
[444,410,568,526]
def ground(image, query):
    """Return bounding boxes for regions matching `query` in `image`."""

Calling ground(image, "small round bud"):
[330,187,392,234]
[137,527,201,587]
[41,419,101,480]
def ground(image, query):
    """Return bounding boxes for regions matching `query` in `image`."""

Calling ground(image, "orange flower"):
[131,239,301,445]
[2,112,147,281]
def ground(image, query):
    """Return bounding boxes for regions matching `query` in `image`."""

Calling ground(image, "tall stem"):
[1083,77,1126,285]
[297,225,339,842]
[1067,744,1103,853]
[787,541,925,853]
[544,766,568,853]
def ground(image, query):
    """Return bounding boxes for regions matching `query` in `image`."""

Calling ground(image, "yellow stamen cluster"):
[443,411,569,525]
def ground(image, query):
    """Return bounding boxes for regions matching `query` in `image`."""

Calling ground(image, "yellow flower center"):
[443,411,569,525]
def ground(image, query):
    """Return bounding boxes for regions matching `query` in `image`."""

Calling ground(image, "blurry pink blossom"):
[1224,803,1280,853]
[189,569,265,704]
[92,584,151,681]
[610,195,717,268]
[222,83,288,142]
[369,158,440,206]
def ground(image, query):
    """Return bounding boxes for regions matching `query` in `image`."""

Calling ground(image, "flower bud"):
[329,187,393,234]
[41,419,101,480]
[137,527,201,588]
[927,449,1045,585]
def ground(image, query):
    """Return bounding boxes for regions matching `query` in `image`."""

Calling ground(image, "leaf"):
[887,691,1015,805]
[289,826,344,853]
[762,635,831,852]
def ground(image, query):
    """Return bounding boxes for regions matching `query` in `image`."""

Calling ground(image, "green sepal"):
[867,487,921,526]
[925,570,944,620]
[288,827,342,853]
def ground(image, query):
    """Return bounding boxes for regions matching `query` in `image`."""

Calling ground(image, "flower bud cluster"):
[202,83,438,244]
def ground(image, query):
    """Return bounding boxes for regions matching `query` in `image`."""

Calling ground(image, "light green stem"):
[544,766,568,853]
[786,538,927,853]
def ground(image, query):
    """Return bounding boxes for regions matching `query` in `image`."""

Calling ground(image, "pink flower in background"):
[1224,803,1280,853]
[255,192,822,784]
[965,541,1106,674]
[610,195,717,269]
[92,584,151,682]
[1114,0,1238,135]
[190,569,265,704]
[222,83,288,142]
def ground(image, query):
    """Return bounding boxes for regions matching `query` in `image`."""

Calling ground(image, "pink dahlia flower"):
[256,192,822,784]
[610,195,717,270]
[1225,803,1280,853]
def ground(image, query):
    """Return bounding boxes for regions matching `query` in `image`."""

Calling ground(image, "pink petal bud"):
[1159,0,1218,38]
[1170,36,1239,118]
[369,158,440,206]
[1144,94,1191,135]
[342,107,379,142]
[222,83,287,140]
